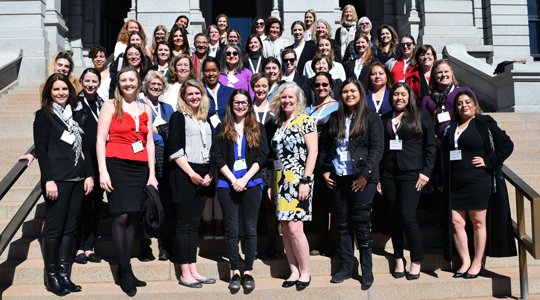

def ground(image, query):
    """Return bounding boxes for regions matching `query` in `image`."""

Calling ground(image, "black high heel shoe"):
[406,262,421,281]
[453,266,471,278]
[392,258,407,279]
[464,266,483,279]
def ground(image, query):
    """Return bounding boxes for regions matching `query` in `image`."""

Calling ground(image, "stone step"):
[0,121,34,129]
[0,172,40,187]
[488,112,540,121]
[0,150,36,162]
[503,130,540,141]
[0,160,38,175]
[511,140,540,151]
[1,186,39,202]
[506,150,540,162]
[0,200,44,220]
[1,265,540,299]
[1,107,41,113]
[0,130,32,139]
[0,112,40,119]
[496,120,540,131]
[505,162,540,175]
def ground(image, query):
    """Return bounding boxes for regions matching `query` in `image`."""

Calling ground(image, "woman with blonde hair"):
[168,79,216,288]
[335,5,358,59]
[304,9,317,41]
[114,19,146,60]
[163,54,197,108]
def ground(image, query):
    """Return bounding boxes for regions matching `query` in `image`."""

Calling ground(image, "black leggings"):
[42,180,84,240]
[218,186,262,271]
[381,175,424,262]
[111,212,138,268]
[76,162,103,251]
[175,163,209,264]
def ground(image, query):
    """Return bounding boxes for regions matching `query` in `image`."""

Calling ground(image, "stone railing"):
[0,48,22,94]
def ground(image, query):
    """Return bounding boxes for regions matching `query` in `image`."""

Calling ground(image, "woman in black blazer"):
[34,73,94,295]
[441,90,516,278]
[281,48,307,87]
[284,21,317,74]
[380,82,436,280]
[319,78,384,286]
[345,33,379,85]
[211,89,268,290]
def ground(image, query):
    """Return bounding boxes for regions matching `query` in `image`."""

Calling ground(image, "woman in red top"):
[405,45,436,106]
[96,65,158,294]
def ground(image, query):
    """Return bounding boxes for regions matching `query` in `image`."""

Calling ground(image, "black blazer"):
[284,42,317,75]
[210,122,269,182]
[281,71,306,88]
[380,108,436,177]
[319,110,384,183]
[33,108,93,182]
[77,95,99,162]
[345,57,379,86]
[301,77,342,107]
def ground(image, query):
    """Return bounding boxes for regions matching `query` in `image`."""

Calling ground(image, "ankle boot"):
[57,236,82,292]
[42,238,70,295]
[359,248,374,285]
[116,263,146,287]
[120,265,137,294]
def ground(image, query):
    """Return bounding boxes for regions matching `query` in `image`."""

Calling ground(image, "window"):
[528,0,540,57]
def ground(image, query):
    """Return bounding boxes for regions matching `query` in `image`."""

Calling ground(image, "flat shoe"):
[196,277,216,284]
[87,253,101,263]
[242,274,255,290]
[74,253,87,264]
[296,276,311,288]
[330,272,351,283]
[228,274,241,290]
[282,280,297,288]
[179,276,202,288]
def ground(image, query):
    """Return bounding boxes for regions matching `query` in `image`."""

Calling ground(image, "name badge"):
[202,147,210,161]
[132,140,143,153]
[153,117,166,127]
[234,159,247,171]
[389,139,402,150]
[437,112,451,123]
[340,151,351,162]
[61,130,75,145]
[273,160,283,171]
[450,150,462,161]
[210,114,221,128]
[227,74,240,84]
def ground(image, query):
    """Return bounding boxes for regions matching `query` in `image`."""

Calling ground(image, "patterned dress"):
[271,114,317,221]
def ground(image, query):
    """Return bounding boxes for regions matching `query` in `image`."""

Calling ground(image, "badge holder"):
[340,150,351,162]
[210,114,221,128]
[390,139,402,150]
[438,111,451,123]
[61,130,75,145]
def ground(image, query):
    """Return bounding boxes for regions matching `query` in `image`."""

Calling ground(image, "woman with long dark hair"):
[168,27,191,58]
[385,34,416,83]
[320,77,384,285]
[243,34,264,74]
[380,82,436,280]
[373,25,399,64]
[211,89,268,290]
[35,73,94,295]
[152,41,172,79]
[365,62,394,116]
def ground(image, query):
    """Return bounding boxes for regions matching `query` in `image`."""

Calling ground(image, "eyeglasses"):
[359,22,370,26]
[419,53,433,58]
[229,36,238,40]
[155,33,166,37]
[400,42,413,47]
[226,51,239,56]
[314,82,330,88]
[150,82,163,87]
[256,22,265,27]
[233,101,249,107]
[283,58,296,64]
[195,41,208,45]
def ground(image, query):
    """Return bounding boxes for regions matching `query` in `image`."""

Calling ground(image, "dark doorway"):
[100,0,132,54]
[212,0,258,47]
[339,1,365,20]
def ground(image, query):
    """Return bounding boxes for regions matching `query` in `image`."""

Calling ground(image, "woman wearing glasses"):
[219,44,254,98]
[405,45,436,103]
[385,34,416,83]
[147,25,168,62]
[192,33,209,81]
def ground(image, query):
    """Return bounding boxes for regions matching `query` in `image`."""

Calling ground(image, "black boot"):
[42,238,70,295]
[57,236,82,292]
[120,265,137,294]
[359,248,374,285]
[116,264,147,287]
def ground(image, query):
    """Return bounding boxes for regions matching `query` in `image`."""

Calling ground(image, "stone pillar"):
[271,0,280,19]
[126,0,137,21]
[137,0,189,34]
[45,0,68,57]
[189,0,206,36]
[399,0,420,40]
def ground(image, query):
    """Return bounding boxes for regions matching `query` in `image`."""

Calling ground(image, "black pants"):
[175,163,209,264]
[331,174,376,274]
[76,162,103,251]
[218,186,262,271]
[381,175,424,262]
[312,173,338,251]
[42,180,85,240]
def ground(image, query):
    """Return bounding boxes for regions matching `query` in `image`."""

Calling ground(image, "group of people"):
[25,5,517,296]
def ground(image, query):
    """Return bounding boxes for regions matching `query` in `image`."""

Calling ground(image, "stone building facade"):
[0,0,538,111]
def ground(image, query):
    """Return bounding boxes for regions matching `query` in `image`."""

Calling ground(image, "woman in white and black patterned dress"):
[268,82,318,288]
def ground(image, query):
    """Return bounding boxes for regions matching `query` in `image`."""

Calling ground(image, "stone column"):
[137,0,189,34]
[126,0,137,21]
[399,0,421,40]
[271,0,280,20]
[189,0,206,35]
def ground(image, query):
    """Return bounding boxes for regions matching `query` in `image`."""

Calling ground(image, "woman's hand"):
[233,176,249,192]
[18,154,35,167]
[267,187,274,201]
[100,171,114,193]
[472,156,486,168]
[190,172,204,185]
[45,181,58,200]
[416,173,429,191]
[147,175,159,189]
[202,174,212,186]
[298,183,309,201]
[352,175,367,192]
[84,177,94,195]
[323,172,336,189]
[377,182,383,194]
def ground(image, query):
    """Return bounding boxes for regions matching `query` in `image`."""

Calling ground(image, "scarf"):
[430,84,454,130]
[340,24,357,58]
[53,102,85,166]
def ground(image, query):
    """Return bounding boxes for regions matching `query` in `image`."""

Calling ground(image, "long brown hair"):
[389,82,423,135]
[221,89,261,148]
[451,90,482,121]
[117,19,146,44]
[354,33,374,64]
[113,66,142,122]
[364,62,394,93]
[41,73,77,114]
[329,78,370,138]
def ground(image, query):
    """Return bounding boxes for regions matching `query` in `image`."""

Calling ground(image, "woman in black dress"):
[441,90,515,278]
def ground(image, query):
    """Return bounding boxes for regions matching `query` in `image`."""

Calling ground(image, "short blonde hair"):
[269,82,307,124]
[340,5,358,24]
[178,79,209,122]
[142,70,169,95]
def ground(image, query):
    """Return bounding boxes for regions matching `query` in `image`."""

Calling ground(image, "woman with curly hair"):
[114,19,146,60]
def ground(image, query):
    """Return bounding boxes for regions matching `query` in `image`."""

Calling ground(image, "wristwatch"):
[300,174,312,184]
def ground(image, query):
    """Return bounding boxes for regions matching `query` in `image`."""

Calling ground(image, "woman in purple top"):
[219,44,254,98]
[420,59,473,143]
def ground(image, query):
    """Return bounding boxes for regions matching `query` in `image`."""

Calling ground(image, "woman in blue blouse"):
[365,62,394,116]
[210,89,269,290]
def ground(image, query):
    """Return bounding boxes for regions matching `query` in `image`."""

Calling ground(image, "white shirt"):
[97,77,111,101]
[114,42,127,60]
[163,82,181,110]
[293,40,306,64]
[262,37,289,63]
[303,61,347,81]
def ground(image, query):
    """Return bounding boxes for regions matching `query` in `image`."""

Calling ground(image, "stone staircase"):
[0,84,538,299]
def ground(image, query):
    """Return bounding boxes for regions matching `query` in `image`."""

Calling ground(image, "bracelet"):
[300,178,311,184]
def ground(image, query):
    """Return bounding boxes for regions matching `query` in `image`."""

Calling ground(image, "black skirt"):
[106,157,149,213]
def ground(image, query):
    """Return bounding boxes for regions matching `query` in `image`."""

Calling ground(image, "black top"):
[208,42,226,63]
[380,108,437,177]
[345,57,380,86]
[372,48,394,64]
[284,42,317,75]
[210,122,269,182]
[243,52,263,74]
[77,95,99,162]
[319,110,384,182]
[255,110,278,166]
[33,108,93,182]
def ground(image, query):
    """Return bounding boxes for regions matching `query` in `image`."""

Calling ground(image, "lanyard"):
[312,98,330,123]
[392,111,401,140]
[206,84,220,109]
[454,123,469,149]
[192,116,208,148]
[254,100,269,124]
[402,57,410,81]
[146,97,162,119]
[248,57,261,74]
[209,45,218,57]
[123,99,140,139]
[83,96,101,122]
[354,59,364,79]
[276,116,294,144]
[235,123,244,158]
[372,94,383,113]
